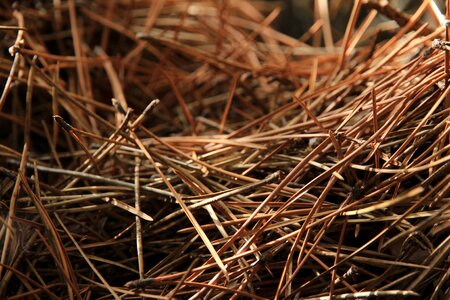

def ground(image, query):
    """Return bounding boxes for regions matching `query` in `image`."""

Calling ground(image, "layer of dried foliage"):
[0,0,449,299]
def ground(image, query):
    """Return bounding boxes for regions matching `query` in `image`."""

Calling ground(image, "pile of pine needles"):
[0,1,449,299]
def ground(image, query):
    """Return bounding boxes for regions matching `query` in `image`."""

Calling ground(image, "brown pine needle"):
[1,1,449,299]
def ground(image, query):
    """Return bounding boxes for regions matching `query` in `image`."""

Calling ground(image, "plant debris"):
[0,1,449,299]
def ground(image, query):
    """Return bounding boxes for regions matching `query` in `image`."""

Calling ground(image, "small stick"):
[51,62,60,148]
[0,25,27,31]
[338,0,362,70]
[0,52,21,112]
[25,56,37,146]
[53,115,102,175]
[21,162,173,197]
[371,88,380,169]
[134,157,144,279]
[219,74,239,134]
